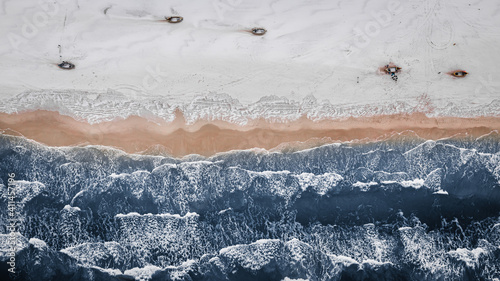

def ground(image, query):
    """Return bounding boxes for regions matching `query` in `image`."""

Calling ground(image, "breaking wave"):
[0,132,499,280]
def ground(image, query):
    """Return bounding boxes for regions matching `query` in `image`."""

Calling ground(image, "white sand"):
[0,0,499,123]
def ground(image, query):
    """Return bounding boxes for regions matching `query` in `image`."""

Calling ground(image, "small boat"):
[251,28,267,36]
[165,16,183,23]
[58,61,75,70]
[450,70,468,77]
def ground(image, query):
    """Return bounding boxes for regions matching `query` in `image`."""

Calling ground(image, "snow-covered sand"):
[0,0,499,124]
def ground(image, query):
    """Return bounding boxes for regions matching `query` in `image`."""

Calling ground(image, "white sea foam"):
[433,190,449,195]
[0,91,498,125]
[400,179,425,189]
[115,212,198,219]
[353,181,378,191]
[124,265,162,280]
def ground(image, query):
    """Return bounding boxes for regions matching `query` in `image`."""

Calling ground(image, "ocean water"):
[0,132,499,280]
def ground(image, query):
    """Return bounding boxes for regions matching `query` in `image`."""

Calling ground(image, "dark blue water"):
[1,132,499,280]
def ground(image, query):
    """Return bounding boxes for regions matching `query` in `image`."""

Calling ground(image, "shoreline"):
[1,110,499,157]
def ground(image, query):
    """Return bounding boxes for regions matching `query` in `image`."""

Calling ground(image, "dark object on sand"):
[391,74,398,82]
[384,65,401,74]
[251,28,267,36]
[58,61,75,70]
[381,64,401,82]
[165,16,183,23]
[450,70,468,78]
